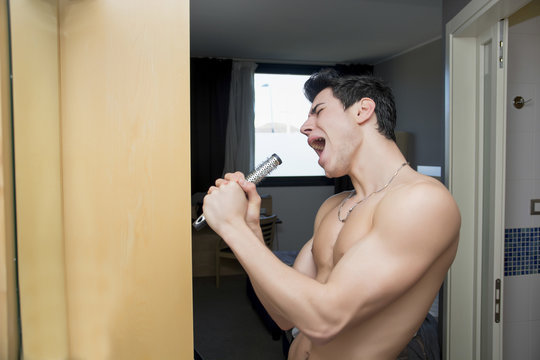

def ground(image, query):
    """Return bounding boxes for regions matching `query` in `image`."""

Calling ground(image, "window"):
[254,65,332,186]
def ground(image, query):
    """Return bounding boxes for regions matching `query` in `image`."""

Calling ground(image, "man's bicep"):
[293,238,317,279]
[321,232,432,327]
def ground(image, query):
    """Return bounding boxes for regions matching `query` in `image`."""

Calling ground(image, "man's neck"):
[347,136,407,198]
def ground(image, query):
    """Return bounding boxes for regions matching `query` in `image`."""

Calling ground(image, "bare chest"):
[311,202,375,282]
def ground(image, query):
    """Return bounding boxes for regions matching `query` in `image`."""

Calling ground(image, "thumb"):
[239,180,261,212]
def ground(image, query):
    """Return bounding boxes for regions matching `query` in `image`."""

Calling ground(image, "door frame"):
[444,0,530,359]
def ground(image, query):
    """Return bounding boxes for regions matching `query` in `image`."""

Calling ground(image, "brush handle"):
[193,154,282,231]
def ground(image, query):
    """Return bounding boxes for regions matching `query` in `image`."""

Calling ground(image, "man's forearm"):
[244,221,293,328]
[251,279,295,330]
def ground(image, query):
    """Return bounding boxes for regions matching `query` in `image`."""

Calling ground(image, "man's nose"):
[300,117,313,136]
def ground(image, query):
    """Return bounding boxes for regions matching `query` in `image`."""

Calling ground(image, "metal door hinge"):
[495,278,501,323]
[498,20,505,68]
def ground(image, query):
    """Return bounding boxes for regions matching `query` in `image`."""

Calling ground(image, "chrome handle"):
[513,96,532,109]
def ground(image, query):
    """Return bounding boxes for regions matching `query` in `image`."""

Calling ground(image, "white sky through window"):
[254,73,325,177]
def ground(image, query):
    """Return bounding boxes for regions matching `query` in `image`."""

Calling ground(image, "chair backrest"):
[259,214,277,250]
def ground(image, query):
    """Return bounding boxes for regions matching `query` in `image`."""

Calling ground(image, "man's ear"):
[355,97,376,125]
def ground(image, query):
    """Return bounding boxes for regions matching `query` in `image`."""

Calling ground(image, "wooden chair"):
[215,214,277,287]
[259,214,277,249]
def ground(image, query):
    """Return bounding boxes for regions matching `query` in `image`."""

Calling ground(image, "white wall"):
[503,13,540,360]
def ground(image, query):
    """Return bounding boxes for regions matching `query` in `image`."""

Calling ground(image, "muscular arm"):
[250,238,316,330]
[204,180,460,344]
[250,196,334,330]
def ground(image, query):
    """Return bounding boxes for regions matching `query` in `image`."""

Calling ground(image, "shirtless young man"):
[202,69,460,360]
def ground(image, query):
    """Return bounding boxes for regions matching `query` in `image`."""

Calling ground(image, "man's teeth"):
[311,139,325,151]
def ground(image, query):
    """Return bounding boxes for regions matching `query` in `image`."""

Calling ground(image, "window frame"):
[254,63,334,187]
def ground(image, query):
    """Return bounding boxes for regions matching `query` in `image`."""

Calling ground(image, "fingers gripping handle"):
[192,154,282,231]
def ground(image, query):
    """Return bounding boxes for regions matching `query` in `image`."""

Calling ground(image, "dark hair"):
[303,68,396,141]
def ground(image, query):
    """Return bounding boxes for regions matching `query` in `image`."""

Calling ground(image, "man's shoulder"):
[389,172,456,207]
[376,174,461,241]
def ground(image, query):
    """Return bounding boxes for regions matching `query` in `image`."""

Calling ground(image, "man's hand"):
[203,172,262,238]
[222,172,262,229]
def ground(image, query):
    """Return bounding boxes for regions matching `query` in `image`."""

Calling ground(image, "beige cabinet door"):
[10,1,193,359]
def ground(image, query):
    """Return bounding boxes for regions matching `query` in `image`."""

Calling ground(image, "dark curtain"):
[190,58,232,194]
[332,64,374,194]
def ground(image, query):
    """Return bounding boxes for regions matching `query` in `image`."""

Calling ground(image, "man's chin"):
[323,168,340,179]
[323,166,348,179]
[319,159,344,178]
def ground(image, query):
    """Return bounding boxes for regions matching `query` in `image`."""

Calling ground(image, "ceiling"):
[190,0,443,65]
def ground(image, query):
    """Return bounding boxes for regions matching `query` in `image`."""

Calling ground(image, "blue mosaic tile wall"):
[504,227,540,276]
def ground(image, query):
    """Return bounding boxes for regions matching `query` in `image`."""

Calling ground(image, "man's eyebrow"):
[310,103,325,114]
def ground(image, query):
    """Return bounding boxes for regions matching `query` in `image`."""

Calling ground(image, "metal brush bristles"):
[246,154,282,184]
[192,153,282,231]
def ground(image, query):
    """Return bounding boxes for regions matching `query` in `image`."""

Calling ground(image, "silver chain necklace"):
[337,162,409,223]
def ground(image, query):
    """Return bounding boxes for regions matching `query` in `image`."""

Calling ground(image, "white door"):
[445,14,510,360]
[477,20,507,360]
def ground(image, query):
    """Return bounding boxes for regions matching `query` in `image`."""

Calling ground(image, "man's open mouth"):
[310,137,326,151]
